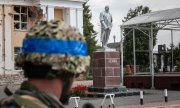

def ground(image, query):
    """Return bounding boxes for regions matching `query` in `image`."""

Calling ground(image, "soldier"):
[0,20,90,108]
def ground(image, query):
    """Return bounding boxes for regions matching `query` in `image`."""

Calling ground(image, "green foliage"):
[176,61,180,71]
[124,72,133,76]
[164,43,180,71]
[83,2,97,56]
[83,2,97,79]
[86,74,93,80]
[174,43,180,71]
[122,5,158,66]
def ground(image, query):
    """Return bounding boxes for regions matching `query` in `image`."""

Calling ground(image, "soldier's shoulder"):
[0,94,48,108]
[0,95,19,108]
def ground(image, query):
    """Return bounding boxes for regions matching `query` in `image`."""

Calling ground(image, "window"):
[14,47,22,70]
[14,6,28,30]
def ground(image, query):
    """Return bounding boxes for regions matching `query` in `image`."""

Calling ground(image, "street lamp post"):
[113,35,116,43]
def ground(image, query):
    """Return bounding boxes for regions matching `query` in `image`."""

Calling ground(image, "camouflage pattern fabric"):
[15,20,90,77]
[0,81,64,108]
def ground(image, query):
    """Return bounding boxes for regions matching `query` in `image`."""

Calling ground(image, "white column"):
[4,5,12,70]
[69,8,76,27]
[63,8,70,25]
[63,8,83,34]
[0,5,3,72]
[77,8,83,34]
[161,55,164,72]
[47,6,54,21]
[40,6,47,21]
[154,55,157,66]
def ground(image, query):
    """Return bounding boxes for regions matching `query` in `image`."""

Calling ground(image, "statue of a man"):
[100,5,113,48]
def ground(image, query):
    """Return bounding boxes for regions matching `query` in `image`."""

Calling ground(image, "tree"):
[160,43,180,72]
[174,43,180,70]
[83,2,97,79]
[122,5,158,67]
[83,2,97,56]
[168,43,180,71]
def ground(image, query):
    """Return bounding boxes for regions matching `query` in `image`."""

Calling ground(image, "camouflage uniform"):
[1,81,64,108]
[0,20,90,108]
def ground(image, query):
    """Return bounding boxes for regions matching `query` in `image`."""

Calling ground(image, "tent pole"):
[120,27,124,86]
[133,27,136,74]
[150,24,155,89]
[171,30,174,72]
[149,29,151,73]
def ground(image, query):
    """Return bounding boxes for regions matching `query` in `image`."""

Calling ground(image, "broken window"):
[14,6,28,30]
[21,6,27,13]
[21,14,27,22]
[14,6,20,13]
[14,14,20,21]
[14,47,22,70]
[14,22,20,29]
[14,47,21,54]
[21,23,27,30]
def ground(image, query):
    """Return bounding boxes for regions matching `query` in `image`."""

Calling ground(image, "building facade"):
[0,0,85,72]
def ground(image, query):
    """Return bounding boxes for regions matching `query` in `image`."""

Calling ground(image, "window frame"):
[14,47,22,71]
[13,5,28,31]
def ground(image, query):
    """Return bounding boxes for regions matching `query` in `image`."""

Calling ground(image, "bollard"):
[140,91,143,105]
[164,89,168,102]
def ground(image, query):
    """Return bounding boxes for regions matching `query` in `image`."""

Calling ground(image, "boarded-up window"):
[54,8,63,21]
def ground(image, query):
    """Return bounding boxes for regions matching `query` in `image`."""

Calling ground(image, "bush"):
[124,72,133,76]
[176,59,180,71]
[70,85,87,97]
[86,75,93,80]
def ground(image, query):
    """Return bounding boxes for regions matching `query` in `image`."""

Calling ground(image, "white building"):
[0,0,86,73]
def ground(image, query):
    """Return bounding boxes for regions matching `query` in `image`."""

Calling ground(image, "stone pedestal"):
[92,51,121,87]
[88,51,126,94]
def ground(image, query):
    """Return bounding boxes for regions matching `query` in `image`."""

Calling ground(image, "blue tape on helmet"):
[22,38,87,56]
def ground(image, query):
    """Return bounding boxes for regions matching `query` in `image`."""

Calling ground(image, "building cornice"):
[0,0,86,6]
[61,0,87,3]
[0,0,39,6]
[0,0,85,9]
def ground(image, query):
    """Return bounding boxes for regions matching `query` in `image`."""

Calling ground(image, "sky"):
[87,0,180,51]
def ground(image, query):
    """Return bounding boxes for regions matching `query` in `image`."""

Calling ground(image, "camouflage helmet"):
[15,20,90,77]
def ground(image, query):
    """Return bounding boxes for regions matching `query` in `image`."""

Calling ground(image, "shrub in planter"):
[71,85,87,97]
